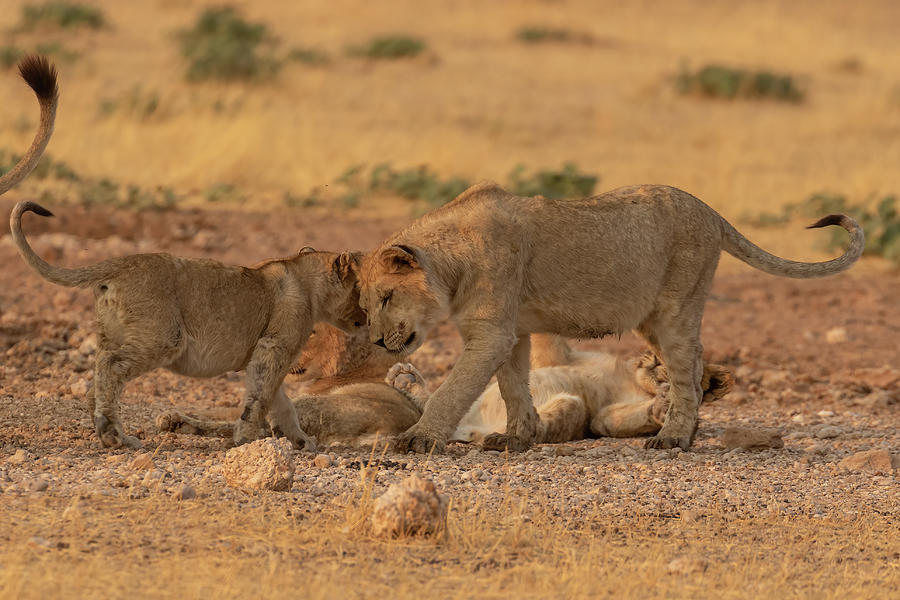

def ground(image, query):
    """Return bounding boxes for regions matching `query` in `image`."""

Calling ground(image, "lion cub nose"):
[374,338,387,348]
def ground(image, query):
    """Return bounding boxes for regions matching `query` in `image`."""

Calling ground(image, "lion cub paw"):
[155,411,182,432]
[385,362,426,394]
[482,433,533,453]
[649,383,671,427]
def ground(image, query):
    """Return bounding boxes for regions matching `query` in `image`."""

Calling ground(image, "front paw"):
[394,427,446,454]
[94,414,140,449]
[233,418,262,447]
[645,433,692,450]
[482,433,532,453]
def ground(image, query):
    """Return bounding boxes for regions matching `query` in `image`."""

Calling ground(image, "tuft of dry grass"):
[0,478,897,600]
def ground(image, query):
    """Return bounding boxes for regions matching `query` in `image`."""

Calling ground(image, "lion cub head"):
[304,249,366,334]
[359,245,446,354]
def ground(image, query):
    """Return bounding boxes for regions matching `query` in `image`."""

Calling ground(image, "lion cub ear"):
[299,246,316,255]
[380,245,419,273]
[333,251,361,281]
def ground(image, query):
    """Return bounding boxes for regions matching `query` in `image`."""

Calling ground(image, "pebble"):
[313,454,333,469]
[7,449,30,465]
[25,477,49,492]
[173,483,196,500]
[838,450,895,474]
[815,426,842,440]
[825,327,848,344]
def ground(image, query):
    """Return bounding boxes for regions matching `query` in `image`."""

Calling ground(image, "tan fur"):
[359,182,863,453]
[157,331,731,447]
[11,203,365,450]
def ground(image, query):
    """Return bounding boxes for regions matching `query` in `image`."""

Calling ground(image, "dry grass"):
[1,0,899,226]
[1,475,897,600]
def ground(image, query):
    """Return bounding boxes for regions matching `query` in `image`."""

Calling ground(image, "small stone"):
[7,449,30,465]
[825,327,848,344]
[370,474,448,537]
[815,426,842,440]
[130,452,154,471]
[173,483,196,500]
[223,438,295,492]
[554,445,575,457]
[25,477,49,492]
[666,556,709,575]
[28,536,53,549]
[816,410,835,418]
[721,426,784,450]
[70,379,90,397]
[313,454,332,469]
[838,450,895,474]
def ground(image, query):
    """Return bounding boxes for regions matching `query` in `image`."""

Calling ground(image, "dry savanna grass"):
[1,2,899,598]
[1,1,899,237]
[1,473,898,600]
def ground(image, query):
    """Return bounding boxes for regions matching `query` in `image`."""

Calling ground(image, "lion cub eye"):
[380,290,393,309]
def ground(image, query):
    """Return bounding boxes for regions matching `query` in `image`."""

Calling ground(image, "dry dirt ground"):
[0,201,897,599]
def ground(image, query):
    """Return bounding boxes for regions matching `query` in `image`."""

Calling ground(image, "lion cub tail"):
[10,202,99,288]
[0,56,58,196]
[721,214,864,278]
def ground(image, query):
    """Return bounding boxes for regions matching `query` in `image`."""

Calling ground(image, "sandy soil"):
[0,201,897,599]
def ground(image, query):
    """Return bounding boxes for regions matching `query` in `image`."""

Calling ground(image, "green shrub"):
[0,150,79,182]
[676,64,803,102]
[204,182,244,203]
[0,46,26,70]
[515,26,590,44]
[369,163,469,206]
[20,1,105,30]
[178,6,280,82]
[348,36,425,59]
[287,47,329,66]
[748,193,900,264]
[507,162,598,199]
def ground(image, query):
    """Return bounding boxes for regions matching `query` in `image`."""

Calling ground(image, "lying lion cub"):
[359,182,863,453]
[156,330,731,446]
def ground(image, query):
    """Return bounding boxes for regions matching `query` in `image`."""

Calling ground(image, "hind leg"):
[156,409,236,437]
[536,393,590,443]
[92,347,151,449]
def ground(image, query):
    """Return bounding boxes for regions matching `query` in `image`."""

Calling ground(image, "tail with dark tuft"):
[0,55,59,196]
[10,201,98,288]
[807,214,846,230]
[18,55,59,103]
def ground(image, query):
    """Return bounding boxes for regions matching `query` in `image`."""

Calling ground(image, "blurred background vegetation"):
[1,0,899,261]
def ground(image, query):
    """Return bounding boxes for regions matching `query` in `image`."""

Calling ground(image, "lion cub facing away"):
[11,202,364,450]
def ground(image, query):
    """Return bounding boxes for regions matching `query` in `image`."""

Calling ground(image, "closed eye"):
[380,290,393,309]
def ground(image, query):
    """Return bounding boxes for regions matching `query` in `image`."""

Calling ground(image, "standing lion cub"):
[360,181,864,454]
[3,57,364,451]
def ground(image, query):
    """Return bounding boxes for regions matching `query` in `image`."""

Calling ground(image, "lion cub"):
[11,202,364,450]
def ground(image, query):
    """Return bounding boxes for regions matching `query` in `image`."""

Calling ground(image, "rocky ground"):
[0,201,897,598]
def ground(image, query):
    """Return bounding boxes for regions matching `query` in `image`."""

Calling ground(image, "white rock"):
[223,438,295,492]
[370,475,448,537]
[825,327,848,344]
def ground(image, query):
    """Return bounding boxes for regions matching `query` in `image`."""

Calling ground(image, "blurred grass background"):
[1,0,899,259]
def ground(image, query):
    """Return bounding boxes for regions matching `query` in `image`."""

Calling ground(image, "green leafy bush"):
[0,150,79,181]
[178,6,280,82]
[287,47,329,66]
[347,36,425,59]
[369,163,469,206]
[676,64,803,102]
[0,46,26,70]
[515,26,591,44]
[20,1,105,30]
[507,162,598,199]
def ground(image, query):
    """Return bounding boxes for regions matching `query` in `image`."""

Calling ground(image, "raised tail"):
[0,55,58,196]
[10,202,99,287]
[721,214,864,278]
